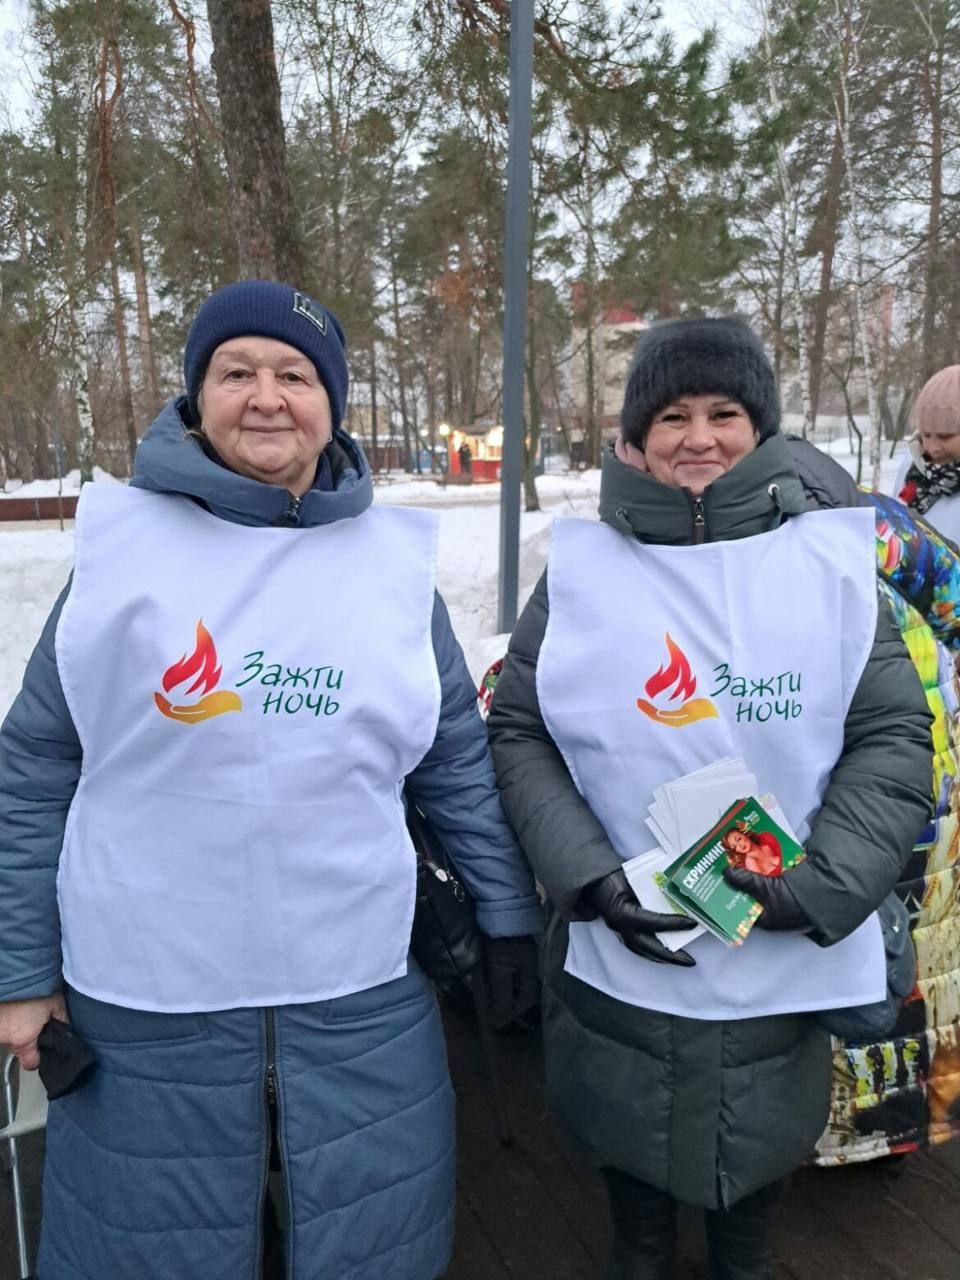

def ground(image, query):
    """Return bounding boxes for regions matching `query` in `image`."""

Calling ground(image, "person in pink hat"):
[897,366,960,543]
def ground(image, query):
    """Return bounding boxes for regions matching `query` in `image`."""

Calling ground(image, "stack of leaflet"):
[622,758,802,949]
[646,757,759,859]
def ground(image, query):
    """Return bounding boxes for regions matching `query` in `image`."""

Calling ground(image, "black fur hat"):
[620,317,780,447]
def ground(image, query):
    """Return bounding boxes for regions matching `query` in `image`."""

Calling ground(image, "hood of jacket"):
[129,396,373,528]
[905,434,926,473]
[597,432,810,545]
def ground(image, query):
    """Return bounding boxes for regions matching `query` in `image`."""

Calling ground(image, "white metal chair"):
[1,1053,48,1280]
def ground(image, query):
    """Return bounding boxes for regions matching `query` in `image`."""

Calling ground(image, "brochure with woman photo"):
[655,796,806,946]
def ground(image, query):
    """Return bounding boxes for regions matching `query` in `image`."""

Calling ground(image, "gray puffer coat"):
[487,433,933,1210]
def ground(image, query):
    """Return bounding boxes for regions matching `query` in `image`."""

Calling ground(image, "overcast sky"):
[0,0,748,133]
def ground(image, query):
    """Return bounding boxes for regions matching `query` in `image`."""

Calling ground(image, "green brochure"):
[654,796,806,946]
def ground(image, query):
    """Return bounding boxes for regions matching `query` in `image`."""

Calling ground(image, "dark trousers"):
[602,1168,785,1280]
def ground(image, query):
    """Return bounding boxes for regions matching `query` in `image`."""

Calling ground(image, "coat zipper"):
[266,1008,278,1109]
[692,496,706,544]
[256,1007,281,1280]
[277,495,302,527]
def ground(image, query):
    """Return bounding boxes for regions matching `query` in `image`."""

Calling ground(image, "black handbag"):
[406,801,484,986]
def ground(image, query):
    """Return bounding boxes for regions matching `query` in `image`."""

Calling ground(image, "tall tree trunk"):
[772,227,786,389]
[877,283,894,453]
[761,0,812,435]
[110,252,138,469]
[523,304,541,513]
[68,296,97,484]
[809,127,844,424]
[469,324,484,427]
[442,346,454,421]
[128,201,162,412]
[581,130,601,467]
[921,41,944,380]
[64,84,97,485]
[425,357,439,473]
[833,0,880,489]
[410,372,422,473]
[207,0,301,280]
[31,411,48,483]
[325,55,345,295]
[388,229,413,470]
[12,410,35,484]
[369,339,379,474]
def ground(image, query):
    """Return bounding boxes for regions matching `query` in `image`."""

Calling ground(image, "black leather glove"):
[37,1017,96,1100]
[580,869,697,967]
[723,867,809,931]
[484,935,541,1030]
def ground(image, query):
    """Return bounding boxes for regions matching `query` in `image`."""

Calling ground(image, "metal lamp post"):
[496,0,535,635]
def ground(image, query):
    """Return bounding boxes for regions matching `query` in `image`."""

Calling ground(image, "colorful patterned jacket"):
[816,486,960,1163]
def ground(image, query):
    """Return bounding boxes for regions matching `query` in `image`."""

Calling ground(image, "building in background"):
[567,289,648,461]
[439,421,503,482]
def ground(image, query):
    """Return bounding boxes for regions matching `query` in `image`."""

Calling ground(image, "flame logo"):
[635,633,718,728]
[154,620,243,724]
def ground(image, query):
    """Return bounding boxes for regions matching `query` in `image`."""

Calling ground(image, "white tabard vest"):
[55,484,441,1012]
[538,508,887,1020]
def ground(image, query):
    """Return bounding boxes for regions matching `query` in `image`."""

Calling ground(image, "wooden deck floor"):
[443,999,960,1280]
[2,1001,959,1279]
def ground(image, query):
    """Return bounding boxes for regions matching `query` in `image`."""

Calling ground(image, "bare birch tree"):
[831,0,881,490]
[758,0,813,436]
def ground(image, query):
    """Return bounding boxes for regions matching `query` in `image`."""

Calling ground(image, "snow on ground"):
[384,472,602,682]
[0,438,911,722]
[1,467,120,498]
[812,435,905,495]
[0,529,75,718]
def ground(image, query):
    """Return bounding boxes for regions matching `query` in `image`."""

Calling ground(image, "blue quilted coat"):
[0,400,542,1280]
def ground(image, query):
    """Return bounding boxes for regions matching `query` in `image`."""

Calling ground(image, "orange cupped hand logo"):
[636,633,718,728]
[154,620,243,724]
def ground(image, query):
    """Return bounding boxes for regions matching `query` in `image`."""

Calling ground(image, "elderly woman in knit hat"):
[487,316,933,1279]
[0,280,542,1280]
[897,365,960,543]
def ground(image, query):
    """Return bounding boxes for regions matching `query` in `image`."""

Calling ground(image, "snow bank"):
[1,468,122,499]
[0,531,74,717]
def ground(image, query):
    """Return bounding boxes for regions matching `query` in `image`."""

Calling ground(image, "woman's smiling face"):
[642,395,758,494]
[198,336,332,496]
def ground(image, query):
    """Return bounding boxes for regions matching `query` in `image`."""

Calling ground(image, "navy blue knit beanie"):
[183,281,349,431]
[620,317,780,448]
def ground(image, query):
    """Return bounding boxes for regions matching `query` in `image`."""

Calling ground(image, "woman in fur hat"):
[487,316,934,1279]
